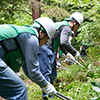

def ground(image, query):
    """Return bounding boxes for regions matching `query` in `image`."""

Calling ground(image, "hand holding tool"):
[66,53,85,68]
[43,82,57,95]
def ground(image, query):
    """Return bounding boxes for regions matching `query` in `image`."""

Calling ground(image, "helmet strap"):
[72,21,75,30]
[34,27,47,41]
[72,21,79,30]
[39,34,47,41]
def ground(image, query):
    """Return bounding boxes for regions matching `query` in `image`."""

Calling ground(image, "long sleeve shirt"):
[48,25,77,56]
[60,25,77,56]
[17,33,47,88]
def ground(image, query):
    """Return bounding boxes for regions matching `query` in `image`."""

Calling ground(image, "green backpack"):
[0,24,37,71]
[3,48,25,71]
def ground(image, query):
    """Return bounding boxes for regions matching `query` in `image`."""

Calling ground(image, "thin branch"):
[6,8,32,17]
[6,0,16,4]
[17,10,32,17]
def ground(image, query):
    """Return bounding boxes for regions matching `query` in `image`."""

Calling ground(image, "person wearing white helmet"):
[71,12,84,25]
[64,12,84,58]
[38,12,84,100]
[0,17,57,100]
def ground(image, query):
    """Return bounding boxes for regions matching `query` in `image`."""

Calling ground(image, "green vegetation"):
[20,56,100,100]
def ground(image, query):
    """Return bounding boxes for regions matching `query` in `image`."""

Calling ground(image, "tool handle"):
[67,56,84,68]
[55,92,72,100]
[71,58,84,68]
[79,58,87,66]
[55,93,66,100]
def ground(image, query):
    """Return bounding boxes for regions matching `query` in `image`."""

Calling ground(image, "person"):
[0,17,57,100]
[38,12,84,100]
[80,34,92,57]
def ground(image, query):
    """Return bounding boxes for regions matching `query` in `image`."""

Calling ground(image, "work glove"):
[75,51,81,60]
[80,46,82,51]
[43,82,57,95]
[56,60,61,68]
[66,53,75,61]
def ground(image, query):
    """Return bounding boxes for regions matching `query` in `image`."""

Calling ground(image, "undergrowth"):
[19,56,100,100]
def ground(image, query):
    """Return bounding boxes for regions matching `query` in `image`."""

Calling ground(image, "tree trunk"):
[32,0,41,22]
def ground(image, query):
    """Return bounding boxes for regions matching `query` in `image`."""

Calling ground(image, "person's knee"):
[20,82,28,100]
[22,82,27,92]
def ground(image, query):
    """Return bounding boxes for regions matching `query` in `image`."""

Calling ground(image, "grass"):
[19,56,100,100]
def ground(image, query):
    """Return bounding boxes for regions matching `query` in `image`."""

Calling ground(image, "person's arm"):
[23,35,57,95]
[60,45,68,55]
[19,34,47,88]
[60,35,73,55]
[60,26,77,56]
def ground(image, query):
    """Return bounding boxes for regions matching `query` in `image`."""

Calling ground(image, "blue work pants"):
[38,44,57,98]
[0,59,27,100]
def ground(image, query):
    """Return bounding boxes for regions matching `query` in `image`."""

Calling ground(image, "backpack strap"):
[0,40,8,53]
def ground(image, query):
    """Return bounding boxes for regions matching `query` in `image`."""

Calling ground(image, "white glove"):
[43,82,57,95]
[57,61,61,66]
[75,51,81,59]
[56,60,61,68]
[80,46,82,51]
[66,53,75,61]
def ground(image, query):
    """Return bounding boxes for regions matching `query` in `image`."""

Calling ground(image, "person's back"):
[0,24,38,71]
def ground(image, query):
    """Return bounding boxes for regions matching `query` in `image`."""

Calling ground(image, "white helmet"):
[34,17,55,39]
[71,12,84,25]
